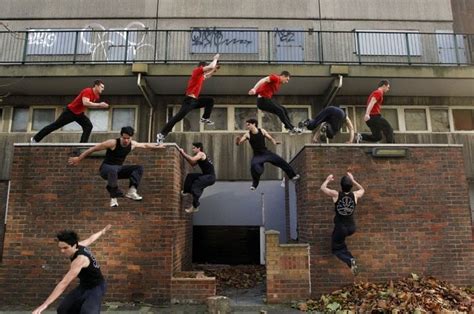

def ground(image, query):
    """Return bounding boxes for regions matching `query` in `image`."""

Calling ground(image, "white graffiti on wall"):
[27,22,153,61]
[80,22,154,61]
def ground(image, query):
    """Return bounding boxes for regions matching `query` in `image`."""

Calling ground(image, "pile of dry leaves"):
[293,274,473,313]
[193,264,266,293]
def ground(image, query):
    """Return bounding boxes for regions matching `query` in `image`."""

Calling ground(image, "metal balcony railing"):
[0,29,472,65]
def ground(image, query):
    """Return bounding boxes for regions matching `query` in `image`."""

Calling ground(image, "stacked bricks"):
[0,144,197,305]
[290,144,474,297]
[265,230,310,303]
[170,271,217,304]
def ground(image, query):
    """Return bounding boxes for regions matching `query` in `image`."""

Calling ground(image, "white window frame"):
[449,107,474,133]
[402,107,430,133]
[166,104,312,133]
[8,105,138,133]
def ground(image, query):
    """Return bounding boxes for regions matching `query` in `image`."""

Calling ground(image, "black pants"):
[331,221,356,268]
[33,108,93,143]
[361,115,395,143]
[307,106,344,138]
[160,96,214,136]
[257,97,294,130]
[183,173,216,208]
[57,281,106,314]
[250,151,296,188]
[99,164,144,198]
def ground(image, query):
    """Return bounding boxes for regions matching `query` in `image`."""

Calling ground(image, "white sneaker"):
[250,186,256,191]
[156,133,165,145]
[355,133,363,144]
[181,190,190,197]
[185,206,198,213]
[200,118,215,125]
[110,198,119,207]
[291,174,301,182]
[350,258,359,276]
[30,137,37,143]
[125,187,143,201]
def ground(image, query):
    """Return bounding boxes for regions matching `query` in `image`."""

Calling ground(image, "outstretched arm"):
[204,64,220,79]
[346,172,364,202]
[179,149,204,166]
[68,139,116,166]
[345,117,355,143]
[248,76,270,95]
[261,129,281,145]
[235,132,250,146]
[79,224,111,247]
[202,54,220,72]
[320,174,339,202]
[132,141,165,149]
[32,256,88,314]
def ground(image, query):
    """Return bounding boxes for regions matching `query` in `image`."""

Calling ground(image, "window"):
[89,110,109,132]
[27,29,91,55]
[112,108,136,131]
[430,109,450,132]
[405,109,428,131]
[166,104,311,132]
[204,108,227,131]
[11,108,29,132]
[32,108,55,131]
[384,109,400,131]
[355,30,422,56]
[234,108,258,131]
[452,109,474,131]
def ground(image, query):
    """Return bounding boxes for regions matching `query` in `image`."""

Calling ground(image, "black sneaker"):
[200,118,215,125]
[298,119,310,129]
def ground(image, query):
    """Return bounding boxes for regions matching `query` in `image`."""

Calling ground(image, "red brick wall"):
[290,145,474,297]
[265,230,310,303]
[171,271,216,304]
[0,144,193,305]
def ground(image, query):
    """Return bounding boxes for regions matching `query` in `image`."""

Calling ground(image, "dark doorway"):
[193,226,260,264]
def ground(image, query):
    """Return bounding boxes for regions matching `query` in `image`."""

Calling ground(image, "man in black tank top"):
[179,142,216,213]
[236,118,300,190]
[32,225,111,314]
[68,126,164,207]
[320,172,365,275]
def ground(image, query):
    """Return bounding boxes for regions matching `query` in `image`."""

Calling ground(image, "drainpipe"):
[323,74,343,108]
[136,73,154,142]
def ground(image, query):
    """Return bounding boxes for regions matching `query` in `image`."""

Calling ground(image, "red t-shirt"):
[255,74,281,99]
[367,89,384,115]
[67,87,99,115]
[185,66,205,97]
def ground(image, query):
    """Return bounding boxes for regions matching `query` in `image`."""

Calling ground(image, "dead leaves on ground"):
[293,274,473,313]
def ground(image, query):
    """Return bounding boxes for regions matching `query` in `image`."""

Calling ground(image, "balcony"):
[0,28,472,65]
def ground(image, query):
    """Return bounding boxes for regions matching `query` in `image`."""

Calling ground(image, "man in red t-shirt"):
[356,80,394,143]
[156,54,220,144]
[32,80,109,143]
[248,71,302,135]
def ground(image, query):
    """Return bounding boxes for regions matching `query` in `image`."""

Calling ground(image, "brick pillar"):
[265,230,310,303]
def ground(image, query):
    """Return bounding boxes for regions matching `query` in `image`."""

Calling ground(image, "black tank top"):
[249,128,268,155]
[71,246,104,288]
[197,154,215,176]
[103,138,132,165]
[334,192,356,223]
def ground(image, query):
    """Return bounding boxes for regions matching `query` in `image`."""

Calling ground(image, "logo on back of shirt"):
[336,195,355,216]
[84,247,100,269]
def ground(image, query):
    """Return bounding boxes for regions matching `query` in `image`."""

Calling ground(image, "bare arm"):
[203,65,220,79]
[248,76,270,95]
[179,149,204,166]
[132,141,165,149]
[82,96,109,109]
[68,139,116,166]
[79,224,111,247]
[345,117,355,143]
[346,172,365,202]
[261,128,281,145]
[202,54,220,72]
[32,256,88,314]
[235,132,250,146]
[364,97,377,122]
[312,127,322,143]
[320,174,339,202]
